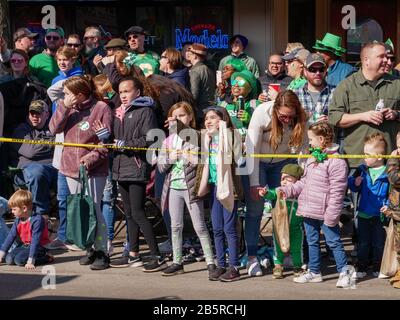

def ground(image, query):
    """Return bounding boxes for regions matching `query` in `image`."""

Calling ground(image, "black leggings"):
[119,181,159,257]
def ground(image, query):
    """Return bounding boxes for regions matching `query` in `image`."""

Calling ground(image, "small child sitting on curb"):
[259,164,305,279]
[0,190,53,269]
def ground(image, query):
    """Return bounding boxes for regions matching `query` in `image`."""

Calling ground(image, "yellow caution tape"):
[1,137,400,159]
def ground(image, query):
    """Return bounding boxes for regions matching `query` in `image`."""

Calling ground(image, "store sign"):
[175,25,229,50]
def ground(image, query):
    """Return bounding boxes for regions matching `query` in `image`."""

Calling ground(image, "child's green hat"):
[281,164,304,180]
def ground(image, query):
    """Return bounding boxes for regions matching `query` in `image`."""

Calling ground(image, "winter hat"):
[225,58,247,72]
[231,70,258,98]
[229,35,249,49]
[281,164,304,180]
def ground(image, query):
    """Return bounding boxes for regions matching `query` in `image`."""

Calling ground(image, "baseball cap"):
[45,26,65,38]
[13,28,38,42]
[305,53,326,69]
[282,48,310,64]
[105,38,127,49]
[124,26,147,38]
[281,164,304,180]
[29,100,48,114]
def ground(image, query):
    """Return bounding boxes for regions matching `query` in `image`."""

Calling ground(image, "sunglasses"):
[67,43,81,48]
[46,35,60,41]
[10,58,25,64]
[388,56,396,62]
[83,36,95,41]
[307,67,326,74]
[128,35,140,40]
[231,79,247,87]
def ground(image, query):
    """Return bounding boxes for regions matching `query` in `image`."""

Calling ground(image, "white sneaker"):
[293,270,323,283]
[107,240,114,256]
[64,243,84,252]
[336,266,356,289]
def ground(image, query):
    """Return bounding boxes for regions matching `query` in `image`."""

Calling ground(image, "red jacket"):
[49,97,112,179]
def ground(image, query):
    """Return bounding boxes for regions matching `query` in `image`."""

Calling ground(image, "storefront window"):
[347,18,383,56]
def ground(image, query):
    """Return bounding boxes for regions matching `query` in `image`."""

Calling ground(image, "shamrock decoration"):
[123,52,138,68]
[309,147,328,163]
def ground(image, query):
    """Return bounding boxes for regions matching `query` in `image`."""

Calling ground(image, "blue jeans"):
[303,218,348,274]
[210,184,238,268]
[244,159,296,256]
[20,163,58,215]
[5,245,47,266]
[102,169,116,241]
[357,216,386,269]
[56,172,70,242]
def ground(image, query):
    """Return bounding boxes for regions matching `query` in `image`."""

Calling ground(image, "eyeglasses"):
[128,35,139,40]
[276,109,296,121]
[231,79,247,87]
[307,67,326,74]
[10,58,25,64]
[83,36,95,41]
[67,43,81,48]
[270,62,283,66]
[45,35,60,41]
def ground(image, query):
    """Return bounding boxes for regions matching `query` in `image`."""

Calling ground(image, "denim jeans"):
[102,169,116,241]
[56,172,70,242]
[303,218,348,274]
[20,163,58,215]
[5,245,48,266]
[210,184,238,268]
[244,159,296,256]
[357,216,386,270]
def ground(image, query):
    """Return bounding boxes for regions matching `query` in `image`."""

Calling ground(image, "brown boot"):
[390,270,400,285]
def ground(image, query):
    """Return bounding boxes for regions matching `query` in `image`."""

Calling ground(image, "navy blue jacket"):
[348,164,390,217]
[167,68,190,90]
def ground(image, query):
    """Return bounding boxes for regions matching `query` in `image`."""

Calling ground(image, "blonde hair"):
[8,190,33,210]
[309,122,335,150]
[364,132,388,154]
[167,102,196,129]
[285,42,304,53]
[56,46,78,61]
[93,74,113,97]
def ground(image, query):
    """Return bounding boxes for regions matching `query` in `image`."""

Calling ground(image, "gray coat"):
[189,61,216,112]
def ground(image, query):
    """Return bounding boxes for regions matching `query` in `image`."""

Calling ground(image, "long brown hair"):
[63,75,102,101]
[269,90,307,151]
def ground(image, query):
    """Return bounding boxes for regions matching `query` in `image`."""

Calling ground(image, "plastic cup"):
[269,84,281,93]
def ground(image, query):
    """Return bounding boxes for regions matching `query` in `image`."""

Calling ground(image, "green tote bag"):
[66,165,97,250]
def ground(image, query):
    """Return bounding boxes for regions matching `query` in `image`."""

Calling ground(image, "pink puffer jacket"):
[279,145,348,227]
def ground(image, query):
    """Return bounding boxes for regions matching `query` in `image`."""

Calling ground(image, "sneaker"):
[90,251,110,270]
[107,240,114,256]
[336,269,355,288]
[219,266,240,282]
[355,271,367,279]
[44,238,67,250]
[293,270,323,283]
[272,266,284,279]
[110,255,143,268]
[79,249,97,266]
[209,267,226,281]
[246,260,263,277]
[372,271,380,278]
[293,268,303,277]
[142,258,167,273]
[65,243,84,252]
[207,264,217,278]
[158,239,172,254]
[162,263,184,276]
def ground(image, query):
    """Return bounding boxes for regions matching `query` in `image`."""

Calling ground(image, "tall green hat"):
[313,32,346,57]
[385,38,394,53]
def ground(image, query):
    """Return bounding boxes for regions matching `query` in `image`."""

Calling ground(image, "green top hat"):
[313,33,346,57]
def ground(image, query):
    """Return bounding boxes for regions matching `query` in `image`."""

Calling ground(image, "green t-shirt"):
[170,135,187,190]
[208,135,219,184]
[369,165,386,184]
[29,53,59,88]
[134,53,160,77]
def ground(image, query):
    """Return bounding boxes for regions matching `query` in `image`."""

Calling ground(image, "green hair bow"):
[123,52,138,68]
[309,147,328,163]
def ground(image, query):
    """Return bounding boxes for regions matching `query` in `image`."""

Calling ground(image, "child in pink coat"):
[279,122,354,288]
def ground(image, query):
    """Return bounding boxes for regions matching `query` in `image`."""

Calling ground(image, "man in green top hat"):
[313,32,356,88]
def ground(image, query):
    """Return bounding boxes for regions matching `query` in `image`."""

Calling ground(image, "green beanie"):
[231,70,258,99]
[281,164,304,180]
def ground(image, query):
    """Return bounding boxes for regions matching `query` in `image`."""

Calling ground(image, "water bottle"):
[313,102,323,123]
[375,99,384,112]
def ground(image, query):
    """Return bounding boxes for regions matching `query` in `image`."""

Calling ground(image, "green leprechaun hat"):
[313,32,346,57]
[385,38,394,53]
